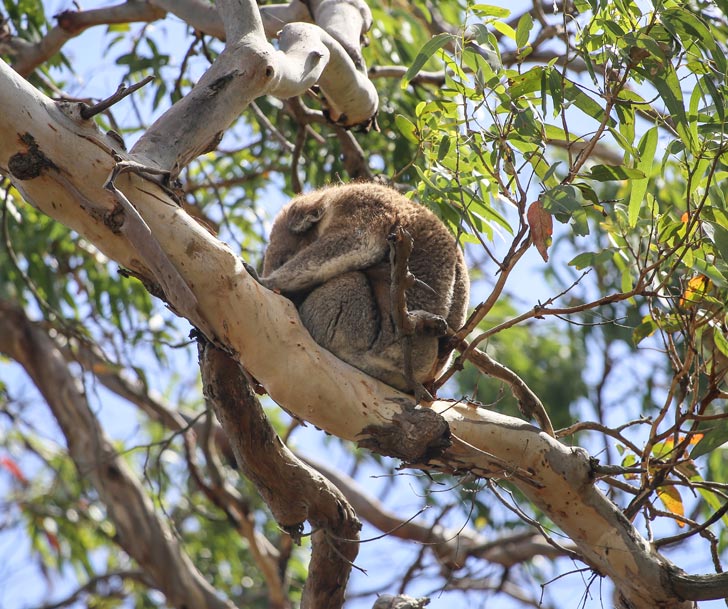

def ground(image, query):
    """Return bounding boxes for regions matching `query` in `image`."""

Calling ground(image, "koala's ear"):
[288,201,327,233]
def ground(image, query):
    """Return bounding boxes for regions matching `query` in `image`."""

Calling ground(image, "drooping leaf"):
[632,318,658,345]
[402,33,454,89]
[395,114,418,143]
[692,418,728,459]
[541,185,581,218]
[628,126,658,226]
[527,200,553,262]
[680,274,713,307]
[656,486,685,527]
[515,13,533,50]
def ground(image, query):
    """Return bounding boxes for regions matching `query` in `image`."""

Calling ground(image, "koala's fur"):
[261,183,470,393]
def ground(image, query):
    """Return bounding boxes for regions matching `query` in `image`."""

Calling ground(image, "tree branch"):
[35,570,151,609]
[150,0,312,40]
[199,341,360,609]
[0,299,236,609]
[1,3,166,77]
[52,329,289,608]
[130,8,377,172]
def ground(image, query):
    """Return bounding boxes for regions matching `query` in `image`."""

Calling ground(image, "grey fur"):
[261,183,470,393]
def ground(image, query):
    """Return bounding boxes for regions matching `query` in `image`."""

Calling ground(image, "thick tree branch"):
[1,3,166,77]
[0,0,312,77]
[131,3,377,172]
[4,0,377,174]
[0,299,236,609]
[199,341,361,609]
[307,0,372,70]
[217,0,266,41]
[150,0,312,40]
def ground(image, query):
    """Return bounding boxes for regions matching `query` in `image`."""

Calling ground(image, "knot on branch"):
[358,406,451,463]
[8,133,58,180]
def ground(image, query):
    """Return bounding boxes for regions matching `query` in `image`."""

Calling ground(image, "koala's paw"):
[410,310,448,337]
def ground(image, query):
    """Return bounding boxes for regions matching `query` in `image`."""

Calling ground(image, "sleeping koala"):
[260,183,469,394]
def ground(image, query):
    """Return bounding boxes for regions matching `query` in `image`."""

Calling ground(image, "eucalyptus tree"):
[1,1,727,608]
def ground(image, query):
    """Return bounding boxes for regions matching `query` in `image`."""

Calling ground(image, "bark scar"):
[8,133,59,180]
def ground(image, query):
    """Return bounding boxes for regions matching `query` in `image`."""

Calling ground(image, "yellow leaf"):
[680,274,713,307]
[657,486,685,527]
[688,433,704,446]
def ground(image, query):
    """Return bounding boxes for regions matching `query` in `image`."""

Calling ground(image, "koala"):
[261,183,469,394]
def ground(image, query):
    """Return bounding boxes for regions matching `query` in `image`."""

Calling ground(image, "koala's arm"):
[262,232,386,293]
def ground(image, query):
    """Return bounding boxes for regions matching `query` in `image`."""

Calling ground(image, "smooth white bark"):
[149,0,312,40]
[131,1,377,172]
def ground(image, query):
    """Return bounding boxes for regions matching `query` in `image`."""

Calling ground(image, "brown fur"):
[262,183,469,393]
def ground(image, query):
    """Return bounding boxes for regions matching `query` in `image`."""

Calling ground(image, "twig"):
[486,480,582,562]
[80,76,154,119]
[388,226,449,403]
[462,343,555,437]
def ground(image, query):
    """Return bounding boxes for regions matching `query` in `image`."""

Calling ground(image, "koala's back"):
[262,182,470,393]
[331,184,468,331]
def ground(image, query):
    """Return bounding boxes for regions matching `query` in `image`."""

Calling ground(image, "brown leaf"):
[527,200,553,262]
[0,455,28,485]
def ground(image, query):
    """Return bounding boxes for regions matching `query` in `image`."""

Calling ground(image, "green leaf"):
[437,134,451,161]
[562,80,616,127]
[621,265,634,293]
[650,67,692,153]
[661,8,715,53]
[584,165,646,181]
[471,4,511,18]
[701,75,725,122]
[628,126,658,227]
[541,185,581,216]
[632,318,658,345]
[402,33,454,89]
[714,327,728,359]
[548,68,563,116]
[395,114,418,143]
[508,66,544,98]
[492,20,516,41]
[568,252,595,269]
[515,13,533,49]
[573,182,600,207]
[707,221,728,262]
[692,418,728,460]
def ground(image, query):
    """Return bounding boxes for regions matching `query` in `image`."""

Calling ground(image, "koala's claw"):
[413,383,435,404]
[243,261,261,282]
